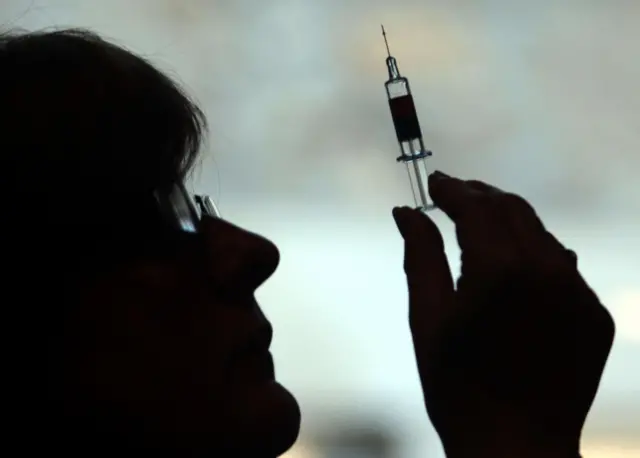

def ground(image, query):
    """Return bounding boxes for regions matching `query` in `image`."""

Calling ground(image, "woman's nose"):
[198,216,280,294]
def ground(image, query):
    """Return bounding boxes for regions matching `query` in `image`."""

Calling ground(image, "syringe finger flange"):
[396,150,432,162]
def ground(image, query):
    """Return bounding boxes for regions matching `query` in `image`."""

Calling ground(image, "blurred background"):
[2,0,638,456]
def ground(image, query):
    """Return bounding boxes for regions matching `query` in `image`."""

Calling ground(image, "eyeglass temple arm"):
[194,195,220,218]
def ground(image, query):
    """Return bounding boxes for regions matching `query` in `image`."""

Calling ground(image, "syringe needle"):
[381,24,391,57]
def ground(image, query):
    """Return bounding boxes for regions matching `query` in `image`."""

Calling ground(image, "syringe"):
[382,25,435,211]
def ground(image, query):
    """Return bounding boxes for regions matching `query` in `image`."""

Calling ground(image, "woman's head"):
[1,28,300,456]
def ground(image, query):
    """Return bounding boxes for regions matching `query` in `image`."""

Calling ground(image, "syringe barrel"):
[386,78,435,211]
[397,152,435,212]
[385,77,423,143]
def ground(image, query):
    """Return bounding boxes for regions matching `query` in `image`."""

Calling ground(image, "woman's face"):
[61,216,301,457]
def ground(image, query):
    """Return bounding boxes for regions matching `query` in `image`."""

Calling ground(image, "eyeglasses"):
[155,183,220,233]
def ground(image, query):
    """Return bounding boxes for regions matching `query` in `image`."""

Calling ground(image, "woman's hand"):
[393,172,615,458]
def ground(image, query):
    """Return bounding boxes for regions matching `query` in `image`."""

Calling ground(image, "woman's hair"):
[0,27,207,227]
[0,29,210,431]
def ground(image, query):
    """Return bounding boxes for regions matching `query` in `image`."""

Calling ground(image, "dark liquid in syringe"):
[388,94,423,142]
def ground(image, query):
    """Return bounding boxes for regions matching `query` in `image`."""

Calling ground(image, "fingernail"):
[431,170,450,179]
[392,207,410,236]
[392,207,406,223]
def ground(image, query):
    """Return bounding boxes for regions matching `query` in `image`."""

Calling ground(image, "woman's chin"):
[223,380,301,456]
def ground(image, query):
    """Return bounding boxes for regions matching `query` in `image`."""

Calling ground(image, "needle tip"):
[381,25,391,57]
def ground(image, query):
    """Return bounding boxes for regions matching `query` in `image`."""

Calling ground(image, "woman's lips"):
[228,323,275,382]
[230,349,275,382]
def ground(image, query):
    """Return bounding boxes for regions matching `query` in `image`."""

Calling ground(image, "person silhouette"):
[1,28,614,458]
